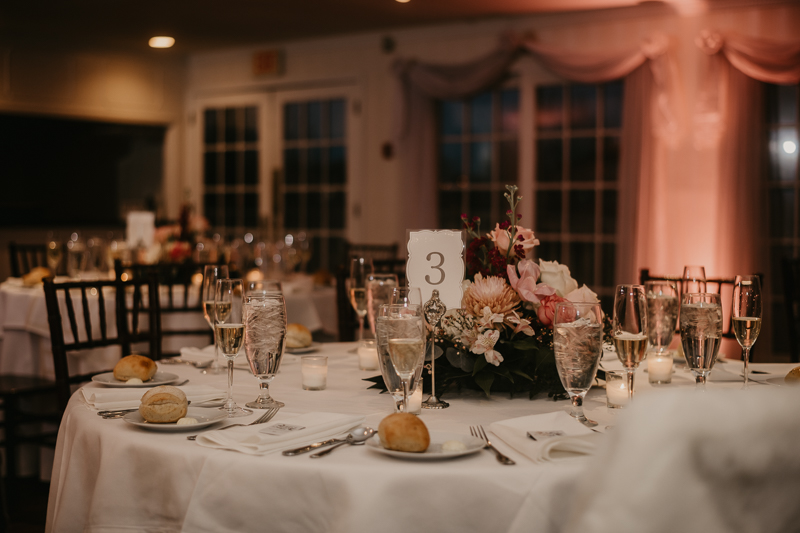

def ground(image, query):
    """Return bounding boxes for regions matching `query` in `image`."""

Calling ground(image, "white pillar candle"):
[407,384,423,415]
[606,381,630,408]
[647,352,673,384]
[357,345,379,371]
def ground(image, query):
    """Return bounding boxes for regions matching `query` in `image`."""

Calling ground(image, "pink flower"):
[506,311,535,336]
[478,306,505,329]
[507,260,555,304]
[488,224,540,259]
[470,329,503,366]
[537,294,568,327]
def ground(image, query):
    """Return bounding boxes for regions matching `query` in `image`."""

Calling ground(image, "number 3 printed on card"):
[406,230,464,310]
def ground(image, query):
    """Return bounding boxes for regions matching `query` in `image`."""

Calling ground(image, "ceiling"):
[0,0,783,55]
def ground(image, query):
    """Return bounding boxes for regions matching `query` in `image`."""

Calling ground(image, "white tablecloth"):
[45,343,799,533]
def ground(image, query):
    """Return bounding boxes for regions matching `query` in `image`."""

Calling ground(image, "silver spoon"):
[309,427,375,458]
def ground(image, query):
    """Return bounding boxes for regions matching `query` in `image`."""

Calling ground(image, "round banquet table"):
[45,344,798,533]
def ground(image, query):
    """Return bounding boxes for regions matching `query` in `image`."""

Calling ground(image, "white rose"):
[565,284,599,303]
[538,259,578,297]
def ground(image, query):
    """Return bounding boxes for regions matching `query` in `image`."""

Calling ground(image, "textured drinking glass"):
[613,284,648,401]
[553,301,603,427]
[376,304,425,413]
[246,279,283,297]
[682,265,707,295]
[202,265,229,375]
[644,280,679,353]
[244,293,286,408]
[349,257,373,342]
[732,275,762,389]
[367,273,399,335]
[680,292,722,390]
[216,278,251,417]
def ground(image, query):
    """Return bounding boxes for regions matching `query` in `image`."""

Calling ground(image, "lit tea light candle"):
[407,384,423,414]
[357,341,379,371]
[606,371,629,409]
[301,356,327,390]
[647,352,673,384]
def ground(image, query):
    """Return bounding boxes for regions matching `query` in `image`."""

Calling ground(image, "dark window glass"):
[440,101,463,136]
[770,245,793,297]
[284,193,301,229]
[284,103,300,140]
[603,137,620,182]
[438,191,462,229]
[307,102,322,140]
[225,108,237,143]
[766,84,799,125]
[569,242,595,286]
[570,137,596,182]
[329,146,346,184]
[204,109,217,144]
[244,150,258,185]
[537,139,563,182]
[204,194,217,227]
[601,243,615,287]
[284,148,301,185]
[440,143,462,183]
[307,147,322,184]
[769,188,794,238]
[204,152,217,185]
[330,191,346,229]
[224,150,238,185]
[469,191,491,227]
[570,85,597,130]
[469,142,491,183]
[536,191,562,233]
[244,194,258,227]
[772,301,790,351]
[225,193,237,227]
[769,128,798,182]
[470,93,492,134]
[330,99,346,139]
[536,85,563,131]
[604,81,624,129]
[537,241,561,264]
[602,190,617,235]
[498,140,518,184]
[307,192,322,229]
[500,89,519,133]
[244,106,258,142]
[569,190,595,234]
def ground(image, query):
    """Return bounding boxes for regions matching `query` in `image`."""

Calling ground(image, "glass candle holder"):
[301,356,328,391]
[357,339,379,371]
[606,371,630,409]
[647,351,673,384]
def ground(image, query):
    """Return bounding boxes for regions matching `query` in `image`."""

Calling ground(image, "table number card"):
[406,230,464,311]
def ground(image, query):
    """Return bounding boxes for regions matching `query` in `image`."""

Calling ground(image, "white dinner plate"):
[286,342,322,355]
[366,431,484,461]
[91,371,179,387]
[122,407,226,432]
[765,377,799,387]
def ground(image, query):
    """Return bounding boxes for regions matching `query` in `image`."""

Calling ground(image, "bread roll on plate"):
[286,323,313,348]
[139,386,188,423]
[22,266,51,287]
[785,366,800,384]
[378,413,430,453]
[113,354,157,382]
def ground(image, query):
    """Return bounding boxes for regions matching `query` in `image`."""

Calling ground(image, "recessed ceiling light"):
[149,36,175,49]
[396,0,410,3]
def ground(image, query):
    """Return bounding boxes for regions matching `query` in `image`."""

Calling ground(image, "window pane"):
[224,150,238,185]
[440,101,463,137]
[769,188,794,238]
[307,102,322,140]
[225,108,237,143]
[244,150,258,185]
[284,192,301,228]
[769,128,798,182]
[329,146,346,184]
[537,240,561,263]
[536,85,563,131]
[601,243,615,287]
[469,142,491,183]
[225,193,237,227]
[570,242,595,285]
[469,191,491,228]
[204,193,217,227]
[603,137,620,182]
[569,190,595,234]
[307,147,322,184]
[570,85,597,130]
[570,137,596,182]
[244,193,258,227]
[500,89,519,133]
[536,191,562,233]
[204,109,217,144]
[438,191,462,229]
[284,103,300,140]
[470,93,492,134]
[770,245,793,297]
[602,190,617,235]
[244,107,258,142]
[284,148,301,184]
[604,81,624,129]
[307,192,322,229]
[498,140,518,184]
[330,99,346,139]
[330,191,346,229]
[204,152,217,185]
[766,84,799,125]
[440,143,462,183]
[537,139,562,182]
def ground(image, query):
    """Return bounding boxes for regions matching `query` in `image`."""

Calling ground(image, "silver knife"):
[282,438,341,456]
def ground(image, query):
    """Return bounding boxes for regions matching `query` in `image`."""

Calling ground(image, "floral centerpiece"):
[435,185,610,398]
[153,204,209,264]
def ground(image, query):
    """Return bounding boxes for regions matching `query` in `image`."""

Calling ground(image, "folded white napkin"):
[196,412,365,455]
[81,384,225,411]
[180,345,248,367]
[489,411,604,463]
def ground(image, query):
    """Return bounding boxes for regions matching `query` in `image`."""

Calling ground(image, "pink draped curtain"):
[393,34,676,285]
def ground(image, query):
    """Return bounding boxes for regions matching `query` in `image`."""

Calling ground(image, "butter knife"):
[282,438,341,456]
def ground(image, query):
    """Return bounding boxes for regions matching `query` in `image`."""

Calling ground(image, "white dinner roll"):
[113,354,157,382]
[22,266,51,287]
[378,413,430,453]
[285,323,312,348]
[785,366,800,384]
[139,386,188,424]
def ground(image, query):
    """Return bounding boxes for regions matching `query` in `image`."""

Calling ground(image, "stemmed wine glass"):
[366,273,399,335]
[215,278,252,417]
[553,301,604,427]
[46,235,63,274]
[390,287,422,307]
[349,257,373,342]
[202,265,229,375]
[682,265,707,295]
[732,275,762,388]
[680,292,722,390]
[613,284,648,401]
[644,280,679,353]
[386,313,425,413]
[376,304,424,413]
[244,293,287,408]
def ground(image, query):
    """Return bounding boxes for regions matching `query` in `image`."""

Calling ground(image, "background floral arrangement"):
[435,185,610,398]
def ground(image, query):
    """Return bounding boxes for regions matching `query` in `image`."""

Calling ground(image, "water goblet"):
[731,276,762,388]
[215,278,252,417]
[390,286,422,307]
[202,265,229,375]
[553,301,604,427]
[367,273,399,334]
[376,304,424,413]
[349,257,373,341]
[644,280,679,354]
[682,265,707,294]
[244,293,287,408]
[246,279,283,297]
[680,292,722,390]
[613,284,648,401]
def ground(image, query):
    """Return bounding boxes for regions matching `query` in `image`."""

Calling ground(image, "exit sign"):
[253,50,284,77]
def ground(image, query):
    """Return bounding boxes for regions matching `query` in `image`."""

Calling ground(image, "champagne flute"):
[385,312,425,413]
[376,304,424,412]
[613,284,648,401]
[732,275,762,388]
[681,292,722,390]
[553,301,604,427]
[46,239,63,274]
[349,257,373,341]
[216,278,251,417]
[367,273,399,335]
[244,293,286,408]
[682,265,707,295]
[202,265,229,375]
[644,280,679,353]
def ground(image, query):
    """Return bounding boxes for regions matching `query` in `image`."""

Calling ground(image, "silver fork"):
[470,425,515,465]
[186,407,279,441]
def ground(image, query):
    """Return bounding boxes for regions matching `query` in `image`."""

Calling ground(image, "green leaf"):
[472,356,488,376]
[511,369,534,382]
[474,371,495,397]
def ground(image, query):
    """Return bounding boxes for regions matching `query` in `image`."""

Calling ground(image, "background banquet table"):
[45,342,798,533]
